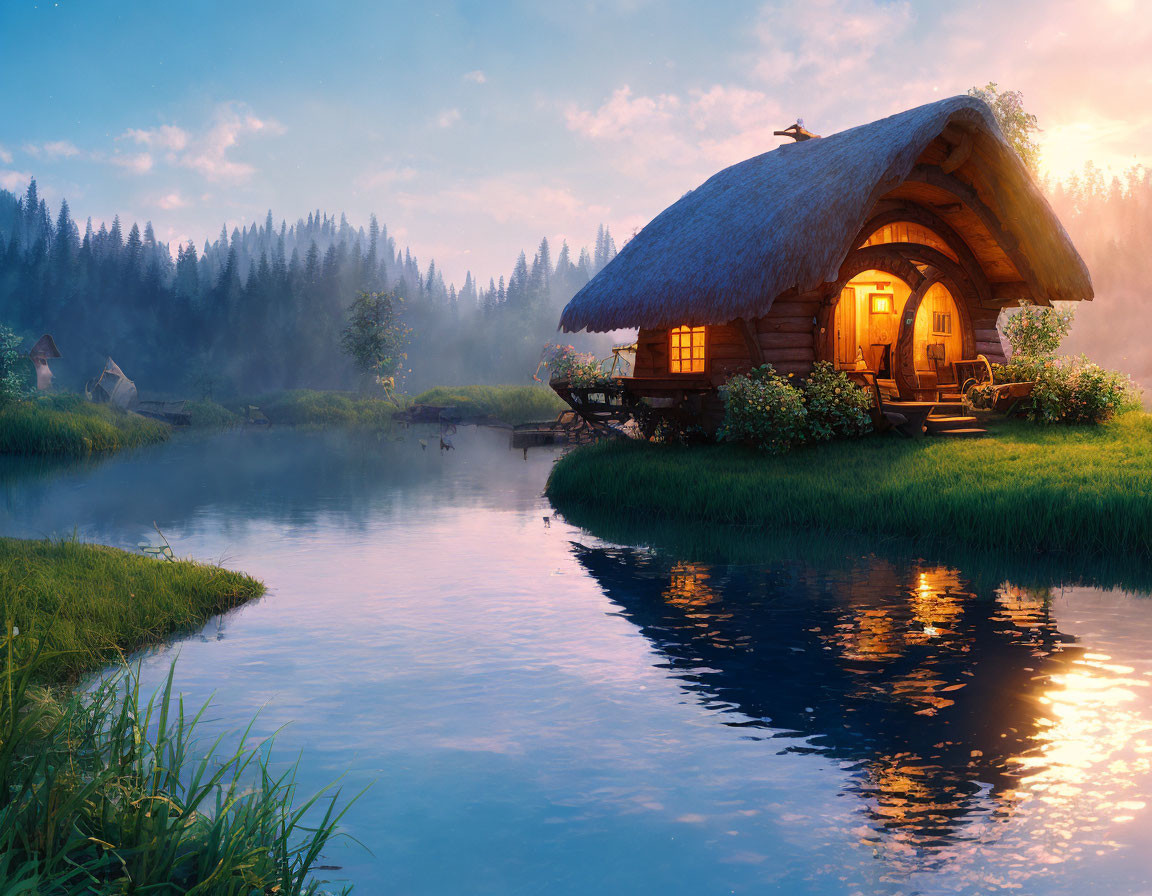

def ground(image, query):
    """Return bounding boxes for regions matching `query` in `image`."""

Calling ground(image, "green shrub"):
[801,362,873,442]
[257,389,396,427]
[719,364,807,454]
[0,324,28,404]
[1001,300,1074,358]
[184,398,240,428]
[538,344,612,389]
[992,356,1045,385]
[1029,357,1139,425]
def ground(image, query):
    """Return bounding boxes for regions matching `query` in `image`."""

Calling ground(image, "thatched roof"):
[560,95,1092,333]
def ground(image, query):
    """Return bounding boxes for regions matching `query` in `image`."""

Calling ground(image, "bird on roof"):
[773,121,820,142]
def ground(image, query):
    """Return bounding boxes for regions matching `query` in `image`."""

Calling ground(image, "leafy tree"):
[968,82,1041,174]
[0,323,27,403]
[340,290,409,388]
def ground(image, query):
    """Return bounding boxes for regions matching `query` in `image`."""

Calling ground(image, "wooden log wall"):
[754,293,820,378]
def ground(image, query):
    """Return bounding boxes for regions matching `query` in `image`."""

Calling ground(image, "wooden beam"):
[941,128,973,174]
[856,202,992,306]
[906,164,1048,304]
[734,317,764,366]
[990,281,1034,304]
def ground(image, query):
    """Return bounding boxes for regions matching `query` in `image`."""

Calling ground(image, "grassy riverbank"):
[0,536,264,683]
[0,395,170,456]
[0,539,352,893]
[412,384,566,423]
[547,412,1152,557]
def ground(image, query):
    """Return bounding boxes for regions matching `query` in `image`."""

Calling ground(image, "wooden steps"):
[926,413,988,439]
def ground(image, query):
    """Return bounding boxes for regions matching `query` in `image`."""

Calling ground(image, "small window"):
[669,325,706,373]
[932,311,952,335]
[870,293,893,314]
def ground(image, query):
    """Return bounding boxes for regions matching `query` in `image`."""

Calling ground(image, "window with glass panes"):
[669,325,706,373]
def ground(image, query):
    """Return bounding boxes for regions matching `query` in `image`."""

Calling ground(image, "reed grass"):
[546,412,1152,557]
[412,384,566,423]
[0,395,170,457]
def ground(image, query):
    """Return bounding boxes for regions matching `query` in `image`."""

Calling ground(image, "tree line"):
[0,179,619,397]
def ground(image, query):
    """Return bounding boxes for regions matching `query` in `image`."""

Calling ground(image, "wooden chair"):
[926,342,958,400]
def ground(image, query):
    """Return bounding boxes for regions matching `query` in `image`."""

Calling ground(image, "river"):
[2,426,1151,895]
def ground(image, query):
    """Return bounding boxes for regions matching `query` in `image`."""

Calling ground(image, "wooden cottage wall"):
[633,328,668,376]
[754,293,821,377]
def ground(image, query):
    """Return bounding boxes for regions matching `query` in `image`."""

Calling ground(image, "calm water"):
[3,427,1152,895]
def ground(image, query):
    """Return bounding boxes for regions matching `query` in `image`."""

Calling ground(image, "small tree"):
[1002,300,1074,360]
[340,291,410,392]
[968,82,1042,175]
[0,324,27,404]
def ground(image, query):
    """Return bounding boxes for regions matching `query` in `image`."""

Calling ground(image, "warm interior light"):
[871,293,893,314]
[670,325,706,373]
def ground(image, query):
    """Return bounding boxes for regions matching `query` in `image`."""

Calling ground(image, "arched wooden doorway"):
[820,245,976,398]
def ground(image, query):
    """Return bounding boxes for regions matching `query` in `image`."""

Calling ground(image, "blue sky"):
[2,0,1148,285]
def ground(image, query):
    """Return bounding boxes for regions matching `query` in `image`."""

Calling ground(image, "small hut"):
[557,95,1093,431]
[87,357,138,409]
[28,334,60,391]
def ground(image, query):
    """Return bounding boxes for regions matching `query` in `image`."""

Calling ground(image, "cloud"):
[436,108,462,129]
[463,69,487,84]
[0,170,34,191]
[752,0,914,88]
[0,146,10,164]
[564,84,784,181]
[155,191,188,210]
[29,140,82,159]
[110,152,154,174]
[180,104,284,181]
[113,104,283,182]
[121,124,189,152]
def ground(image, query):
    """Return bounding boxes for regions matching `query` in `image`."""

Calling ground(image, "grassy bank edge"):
[0,538,358,893]
[0,396,170,457]
[545,412,1152,559]
[1,536,265,684]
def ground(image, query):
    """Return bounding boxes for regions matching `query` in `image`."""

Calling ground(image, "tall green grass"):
[255,390,399,427]
[0,663,355,895]
[412,384,566,424]
[0,537,265,683]
[0,395,170,457]
[0,538,357,893]
[184,398,240,428]
[546,412,1152,557]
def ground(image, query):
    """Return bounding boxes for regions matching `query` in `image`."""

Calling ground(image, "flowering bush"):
[719,364,807,454]
[1028,357,1138,425]
[537,343,612,389]
[1001,300,1074,359]
[992,357,1045,385]
[801,362,873,441]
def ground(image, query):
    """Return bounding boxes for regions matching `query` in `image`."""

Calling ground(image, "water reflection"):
[572,543,1123,867]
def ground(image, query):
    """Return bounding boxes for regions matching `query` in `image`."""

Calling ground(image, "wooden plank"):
[991,281,1033,303]
[708,343,753,361]
[761,347,815,363]
[768,361,815,377]
[758,318,814,333]
[758,331,814,349]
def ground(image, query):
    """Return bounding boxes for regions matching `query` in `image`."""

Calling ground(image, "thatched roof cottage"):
[557,96,1092,430]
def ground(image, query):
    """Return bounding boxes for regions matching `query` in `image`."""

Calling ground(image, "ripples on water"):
[2,427,1151,895]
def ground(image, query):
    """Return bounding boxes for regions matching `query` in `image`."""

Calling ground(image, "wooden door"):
[834,287,856,368]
